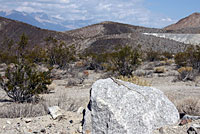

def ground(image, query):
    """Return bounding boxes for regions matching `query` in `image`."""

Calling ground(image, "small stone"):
[6,121,11,125]
[41,128,46,133]
[77,107,84,114]
[33,131,39,134]
[69,120,73,124]
[2,126,6,129]
[47,124,52,128]
[48,106,63,120]
[77,126,82,133]
[24,118,32,123]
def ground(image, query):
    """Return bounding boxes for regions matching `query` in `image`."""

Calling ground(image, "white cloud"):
[0,0,174,28]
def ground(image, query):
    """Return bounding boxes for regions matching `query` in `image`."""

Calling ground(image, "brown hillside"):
[0,16,188,54]
[0,17,78,47]
[165,12,200,31]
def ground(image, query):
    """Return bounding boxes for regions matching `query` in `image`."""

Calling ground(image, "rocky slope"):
[164,12,200,33]
[0,17,187,54]
[0,17,78,47]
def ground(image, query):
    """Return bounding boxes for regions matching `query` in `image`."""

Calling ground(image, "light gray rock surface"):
[83,78,179,134]
[143,33,200,45]
[48,106,63,120]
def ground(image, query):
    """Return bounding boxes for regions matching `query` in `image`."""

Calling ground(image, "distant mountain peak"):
[164,12,200,30]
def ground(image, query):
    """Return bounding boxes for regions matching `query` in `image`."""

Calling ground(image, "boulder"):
[83,78,179,134]
[48,106,63,120]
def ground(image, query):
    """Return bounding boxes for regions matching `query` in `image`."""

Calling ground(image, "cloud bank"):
[0,0,175,28]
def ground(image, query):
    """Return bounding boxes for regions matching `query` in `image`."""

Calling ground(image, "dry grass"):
[0,92,84,118]
[154,66,165,73]
[176,97,200,116]
[177,67,196,81]
[166,94,200,116]
[118,75,151,86]
[0,101,48,118]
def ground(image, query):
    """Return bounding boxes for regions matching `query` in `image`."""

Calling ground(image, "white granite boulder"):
[83,78,179,134]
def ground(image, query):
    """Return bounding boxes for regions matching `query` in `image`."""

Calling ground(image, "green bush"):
[47,42,77,68]
[108,46,142,76]
[145,49,161,61]
[24,46,48,64]
[84,45,142,76]
[0,61,52,103]
[175,46,200,70]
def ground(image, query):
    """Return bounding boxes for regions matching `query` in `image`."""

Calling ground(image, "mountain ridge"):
[164,12,200,31]
[0,16,187,54]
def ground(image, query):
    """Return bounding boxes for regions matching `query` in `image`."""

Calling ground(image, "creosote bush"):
[0,34,52,103]
[0,61,52,103]
[145,49,173,62]
[47,42,77,68]
[175,46,200,70]
[85,45,142,76]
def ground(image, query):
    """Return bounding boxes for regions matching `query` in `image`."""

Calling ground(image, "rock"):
[40,128,46,133]
[23,118,32,123]
[48,106,63,120]
[69,120,73,124]
[6,121,11,125]
[182,115,200,121]
[83,78,179,134]
[77,107,84,114]
[78,126,83,133]
[187,124,200,134]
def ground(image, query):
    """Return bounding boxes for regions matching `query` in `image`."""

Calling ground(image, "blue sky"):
[0,0,200,28]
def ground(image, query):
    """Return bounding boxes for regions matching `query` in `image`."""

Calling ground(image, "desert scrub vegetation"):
[47,42,77,68]
[118,75,151,86]
[177,67,197,81]
[175,45,200,70]
[174,46,200,81]
[0,61,52,103]
[0,34,78,69]
[0,34,52,103]
[145,49,174,62]
[84,45,142,76]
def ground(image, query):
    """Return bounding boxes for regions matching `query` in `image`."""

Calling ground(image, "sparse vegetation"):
[175,46,200,70]
[174,97,200,116]
[45,37,77,68]
[0,61,52,103]
[177,67,196,81]
[85,45,142,76]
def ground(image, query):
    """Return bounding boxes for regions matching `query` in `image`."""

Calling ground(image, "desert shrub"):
[0,61,52,103]
[145,49,161,61]
[84,45,142,75]
[177,67,197,81]
[118,75,151,86]
[107,46,142,76]
[174,52,188,67]
[0,37,17,64]
[145,49,173,62]
[175,46,200,70]
[0,51,18,64]
[162,52,174,59]
[47,42,77,68]
[24,46,48,64]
